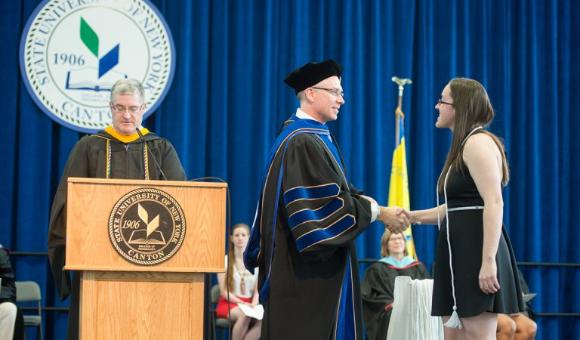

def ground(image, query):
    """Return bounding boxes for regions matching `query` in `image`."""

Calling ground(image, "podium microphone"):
[136,127,167,180]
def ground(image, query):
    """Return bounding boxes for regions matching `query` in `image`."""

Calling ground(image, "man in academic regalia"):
[47,79,186,340]
[244,60,409,340]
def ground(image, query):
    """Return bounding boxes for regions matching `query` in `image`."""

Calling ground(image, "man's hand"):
[378,206,410,232]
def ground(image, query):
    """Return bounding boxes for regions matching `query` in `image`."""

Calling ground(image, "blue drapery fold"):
[0,0,577,338]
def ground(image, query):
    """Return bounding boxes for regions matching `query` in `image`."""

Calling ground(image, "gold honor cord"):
[106,139,111,179]
[143,143,150,180]
[103,137,150,179]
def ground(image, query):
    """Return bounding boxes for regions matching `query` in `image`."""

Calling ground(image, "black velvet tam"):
[284,59,342,94]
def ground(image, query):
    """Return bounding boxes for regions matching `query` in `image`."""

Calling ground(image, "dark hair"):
[438,78,509,193]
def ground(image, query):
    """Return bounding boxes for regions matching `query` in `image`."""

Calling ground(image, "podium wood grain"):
[65,178,226,272]
[65,178,226,340]
[80,272,203,340]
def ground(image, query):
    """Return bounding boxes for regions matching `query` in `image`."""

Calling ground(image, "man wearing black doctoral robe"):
[48,79,186,340]
[244,60,409,340]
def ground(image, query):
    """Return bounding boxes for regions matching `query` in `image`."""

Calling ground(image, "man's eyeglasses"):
[437,99,454,106]
[311,87,345,98]
[110,103,143,114]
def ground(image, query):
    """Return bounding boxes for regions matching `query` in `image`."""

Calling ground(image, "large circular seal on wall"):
[108,188,186,266]
[19,0,175,133]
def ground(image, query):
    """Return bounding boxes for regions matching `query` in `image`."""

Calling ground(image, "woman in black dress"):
[409,78,524,339]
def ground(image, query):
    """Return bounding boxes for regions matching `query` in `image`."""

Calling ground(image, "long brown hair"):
[438,78,509,193]
[226,223,250,292]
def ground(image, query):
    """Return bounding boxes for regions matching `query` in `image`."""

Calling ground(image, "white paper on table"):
[237,303,264,320]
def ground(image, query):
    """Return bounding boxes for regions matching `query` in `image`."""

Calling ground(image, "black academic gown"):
[361,260,430,340]
[246,116,373,340]
[47,129,185,340]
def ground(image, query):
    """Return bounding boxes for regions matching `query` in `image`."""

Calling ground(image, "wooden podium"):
[64,178,227,340]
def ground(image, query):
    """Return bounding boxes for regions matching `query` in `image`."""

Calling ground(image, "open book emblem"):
[19,1,175,133]
[127,204,167,245]
[65,18,127,93]
[108,188,186,266]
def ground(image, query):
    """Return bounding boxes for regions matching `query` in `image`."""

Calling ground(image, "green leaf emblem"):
[80,17,99,58]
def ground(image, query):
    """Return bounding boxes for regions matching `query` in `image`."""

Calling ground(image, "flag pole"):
[391,76,412,145]
[389,76,415,258]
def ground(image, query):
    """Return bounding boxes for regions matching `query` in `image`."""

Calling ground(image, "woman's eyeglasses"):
[437,99,454,106]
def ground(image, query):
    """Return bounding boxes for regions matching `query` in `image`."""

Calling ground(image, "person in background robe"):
[361,230,430,340]
[47,79,186,340]
[244,59,410,340]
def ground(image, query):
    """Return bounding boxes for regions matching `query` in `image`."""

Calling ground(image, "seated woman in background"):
[497,269,537,339]
[361,230,431,340]
[497,313,537,340]
[216,223,261,340]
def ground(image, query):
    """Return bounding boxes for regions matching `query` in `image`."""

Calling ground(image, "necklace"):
[234,260,249,295]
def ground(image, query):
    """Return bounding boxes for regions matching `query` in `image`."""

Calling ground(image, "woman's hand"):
[409,210,421,225]
[479,259,500,294]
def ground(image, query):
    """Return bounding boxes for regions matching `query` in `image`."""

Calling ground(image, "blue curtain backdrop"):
[1,0,578,338]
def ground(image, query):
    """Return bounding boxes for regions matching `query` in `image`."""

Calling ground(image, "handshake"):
[361,195,420,233]
[377,206,413,233]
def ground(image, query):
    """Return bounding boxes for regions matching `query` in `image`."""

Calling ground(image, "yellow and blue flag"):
[387,116,417,259]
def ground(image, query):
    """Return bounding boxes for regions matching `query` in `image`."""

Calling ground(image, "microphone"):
[136,127,168,180]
